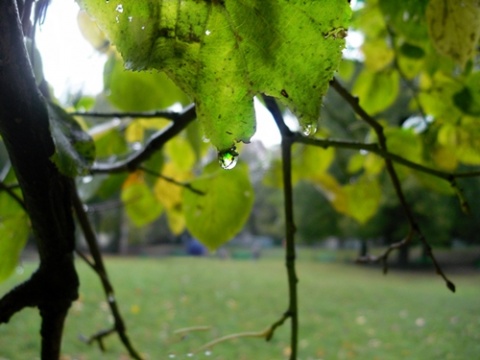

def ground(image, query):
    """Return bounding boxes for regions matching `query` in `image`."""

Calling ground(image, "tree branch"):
[71,109,185,120]
[262,94,299,359]
[91,104,196,174]
[71,183,143,360]
[139,166,205,195]
[330,78,455,292]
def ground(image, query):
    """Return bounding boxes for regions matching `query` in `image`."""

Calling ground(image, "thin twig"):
[262,94,299,360]
[331,77,456,292]
[139,166,205,195]
[91,104,196,174]
[71,182,144,359]
[0,181,26,211]
[194,329,269,354]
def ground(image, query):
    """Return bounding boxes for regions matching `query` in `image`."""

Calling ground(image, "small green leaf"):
[104,55,190,112]
[183,162,254,250]
[399,43,425,59]
[353,69,400,115]
[426,0,480,67]
[121,172,163,227]
[0,215,29,283]
[453,72,480,116]
[48,102,95,176]
[343,176,382,224]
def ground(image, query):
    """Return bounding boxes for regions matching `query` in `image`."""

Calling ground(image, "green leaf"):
[292,144,335,183]
[104,55,190,112]
[343,176,382,224]
[165,137,196,172]
[48,102,96,176]
[353,69,400,115]
[183,162,254,250]
[453,72,480,116]
[426,0,480,68]
[437,121,480,165]
[0,191,28,282]
[0,215,29,283]
[121,172,163,227]
[378,0,429,43]
[399,42,425,59]
[78,0,351,151]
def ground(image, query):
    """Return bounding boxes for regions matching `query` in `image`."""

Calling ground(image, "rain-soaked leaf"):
[183,162,254,250]
[47,102,95,176]
[78,0,351,151]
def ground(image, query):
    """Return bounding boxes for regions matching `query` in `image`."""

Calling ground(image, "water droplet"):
[204,350,212,356]
[141,25,145,30]
[115,4,124,13]
[128,16,133,22]
[82,175,93,184]
[16,265,24,275]
[302,122,318,136]
[218,147,238,170]
[205,29,211,36]
[168,355,176,359]
[186,354,194,358]
[131,142,142,151]
[107,293,115,303]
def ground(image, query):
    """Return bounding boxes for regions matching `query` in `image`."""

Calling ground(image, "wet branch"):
[330,77,456,292]
[262,94,299,359]
[139,165,205,195]
[0,181,26,211]
[71,183,144,360]
[70,109,185,120]
[91,104,196,174]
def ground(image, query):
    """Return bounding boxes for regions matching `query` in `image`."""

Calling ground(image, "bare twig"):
[71,183,144,359]
[139,166,205,195]
[0,181,26,211]
[331,77,456,292]
[194,329,269,354]
[262,94,299,359]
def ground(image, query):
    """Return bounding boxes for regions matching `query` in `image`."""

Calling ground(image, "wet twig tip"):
[447,281,456,293]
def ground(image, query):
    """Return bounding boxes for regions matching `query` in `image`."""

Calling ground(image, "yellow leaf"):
[165,208,186,235]
[427,0,480,67]
[311,173,348,214]
[125,121,145,143]
[153,162,192,210]
[343,176,382,224]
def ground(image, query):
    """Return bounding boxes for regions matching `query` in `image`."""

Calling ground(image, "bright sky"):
[36,0,362,148]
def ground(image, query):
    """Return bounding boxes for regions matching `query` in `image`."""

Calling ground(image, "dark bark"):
[0,1,79,359]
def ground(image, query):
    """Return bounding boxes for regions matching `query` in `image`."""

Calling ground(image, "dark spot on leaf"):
[281,89,289,98]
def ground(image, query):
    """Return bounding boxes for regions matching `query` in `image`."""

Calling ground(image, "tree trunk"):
[0,2,79,359]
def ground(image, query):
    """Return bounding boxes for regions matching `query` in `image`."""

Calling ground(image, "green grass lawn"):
[0,256,479,359]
